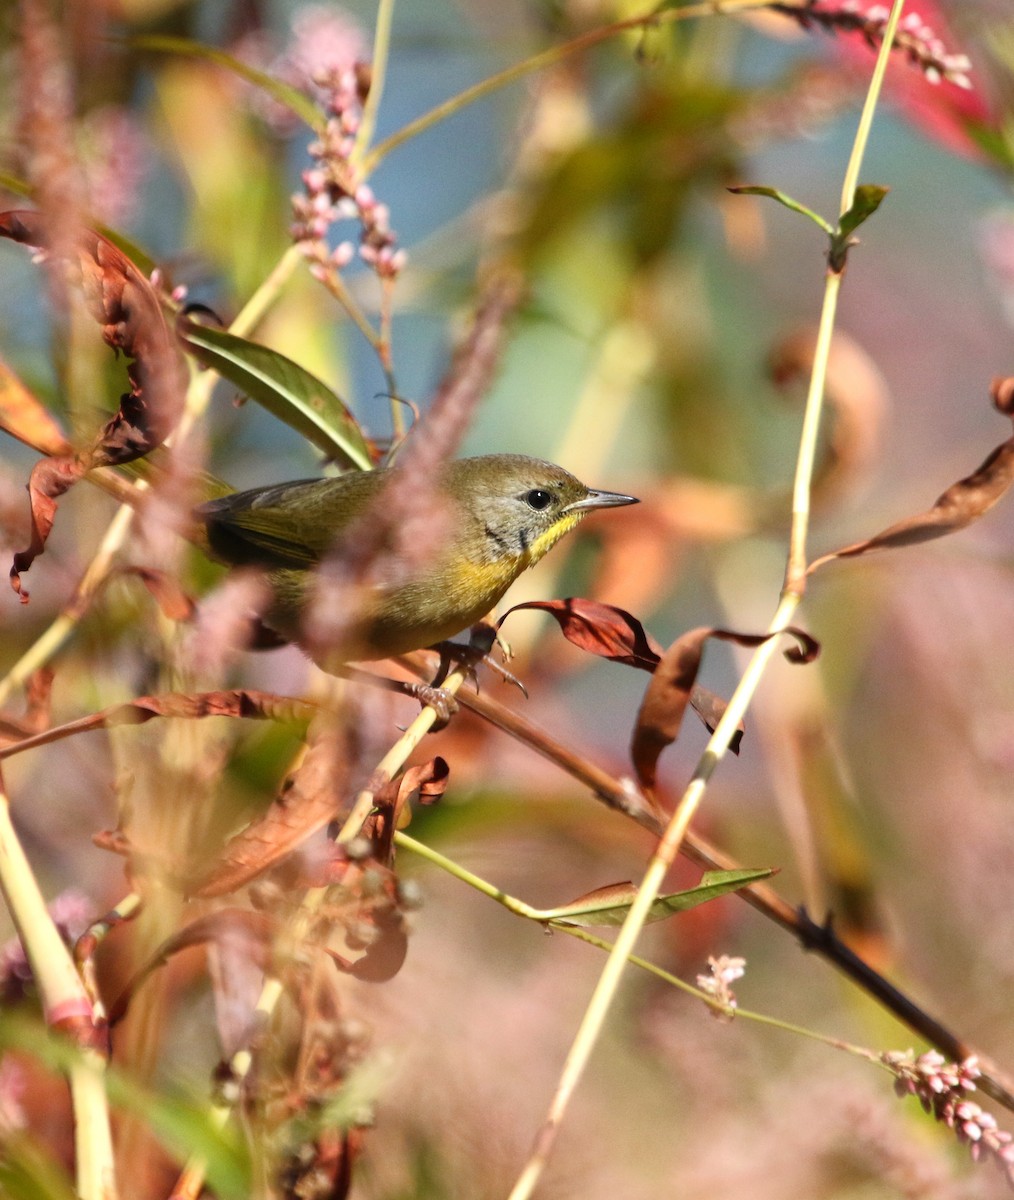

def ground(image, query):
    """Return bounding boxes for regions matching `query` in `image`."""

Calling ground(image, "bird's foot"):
[430,624,528,698]
[403,682,459,729]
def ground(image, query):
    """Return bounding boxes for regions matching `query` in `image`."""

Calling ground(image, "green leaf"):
[129,35,324,132]
[544,868,774,927]
[0,1137,77,1200]
[179,321,374,471]
[838,184,889,240]
[0,1014,251,1199]
[106,1083,250,1200]
[727,186,833,235]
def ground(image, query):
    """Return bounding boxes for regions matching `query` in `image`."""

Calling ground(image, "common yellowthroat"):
[196,454,637,661]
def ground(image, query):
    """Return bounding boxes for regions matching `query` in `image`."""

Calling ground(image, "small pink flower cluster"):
[883,1050,1014,1186]
[696,954,746,1018]
[291,65,407,284]
[778,2,973,88]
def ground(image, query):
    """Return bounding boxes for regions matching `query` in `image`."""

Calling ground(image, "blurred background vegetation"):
[3,0,1014,1196]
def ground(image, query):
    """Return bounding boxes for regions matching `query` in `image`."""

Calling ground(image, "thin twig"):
[361,0,796,175]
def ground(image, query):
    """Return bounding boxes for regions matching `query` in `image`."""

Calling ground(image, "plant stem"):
[352,0,397,168]
[361,0,792,175]
[395,830,891,1060]
[505,4,908,1195]
[0,764,115,1199]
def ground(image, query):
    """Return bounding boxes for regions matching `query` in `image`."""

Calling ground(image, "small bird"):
[196,453,638,662]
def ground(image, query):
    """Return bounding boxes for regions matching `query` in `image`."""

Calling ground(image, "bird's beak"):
[566,488,639,513]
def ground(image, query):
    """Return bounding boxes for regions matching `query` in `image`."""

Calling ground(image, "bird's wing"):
[197,473,385,569]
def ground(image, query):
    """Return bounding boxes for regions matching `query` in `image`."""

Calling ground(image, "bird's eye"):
[524,489,553,511]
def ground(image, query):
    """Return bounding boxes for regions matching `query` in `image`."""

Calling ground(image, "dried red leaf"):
[367,757,450,861]
[11,455,87,600]
[1,210,185,595]
[809,434,1014,574]
[498,598,663,671]
[341,908,409,983]
[631,626,818,790]
[415,756,450,804]
[689,685,743,754]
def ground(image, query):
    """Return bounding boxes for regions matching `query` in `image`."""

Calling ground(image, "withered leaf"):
[400,758,448,806]
[11,456,87,601]
[502,597,749,746]
[0,688,318,761]
[688,685,743,754]
[108,909,276,1025]
[369,757,450,860]
[809,433,1014,574]
[1,210,186,595]
[192,713,352,899]
[329,908,409,983]
[631,626,818,790]
[498,597,663,671]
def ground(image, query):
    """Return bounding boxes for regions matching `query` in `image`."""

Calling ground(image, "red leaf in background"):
[779,1,992,159]
[498,598,663,671]
[0,211,186,595]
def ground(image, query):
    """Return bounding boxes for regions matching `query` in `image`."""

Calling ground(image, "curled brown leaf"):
[503,598,761,747]
[369,756,450,861]
[631,626,818,791]
[1,210,185,595]
[809,434,1014,575]
[10,456,86,600]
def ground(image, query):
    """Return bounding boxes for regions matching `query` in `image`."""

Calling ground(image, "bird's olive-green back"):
[197,454,593,570]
